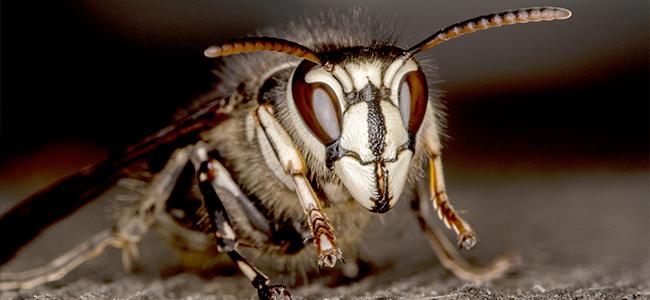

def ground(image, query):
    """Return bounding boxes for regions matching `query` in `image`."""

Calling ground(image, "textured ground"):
[1,166,648,300]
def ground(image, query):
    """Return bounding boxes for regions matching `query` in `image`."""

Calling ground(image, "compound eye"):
[398,69,428,133]
[292,62,342,145]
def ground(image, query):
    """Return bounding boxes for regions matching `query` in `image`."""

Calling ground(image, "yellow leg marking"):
[429,155,477,249]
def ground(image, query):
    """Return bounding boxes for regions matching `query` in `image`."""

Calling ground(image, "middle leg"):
[411,192,519,282]
[191,144,291,300]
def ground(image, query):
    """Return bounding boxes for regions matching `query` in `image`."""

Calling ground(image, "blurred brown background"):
[0,1,647,193]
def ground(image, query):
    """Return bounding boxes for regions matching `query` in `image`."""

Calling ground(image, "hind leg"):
[0,229,117,290]
[0,147,194,290]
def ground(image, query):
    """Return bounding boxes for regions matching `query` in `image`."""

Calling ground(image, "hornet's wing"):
[0,100,228,265]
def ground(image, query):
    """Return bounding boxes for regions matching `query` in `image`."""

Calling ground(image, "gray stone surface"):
[1,168,648,299]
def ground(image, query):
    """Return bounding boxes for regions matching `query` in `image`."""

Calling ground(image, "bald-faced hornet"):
[0,7,571,299]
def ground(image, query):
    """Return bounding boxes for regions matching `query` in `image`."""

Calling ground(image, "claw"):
[258,285,292,300]
[318,247,344,268]
[458,231,477,250]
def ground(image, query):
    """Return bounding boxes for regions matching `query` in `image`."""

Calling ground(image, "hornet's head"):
[203,7,572,213]
[288,50,427,213]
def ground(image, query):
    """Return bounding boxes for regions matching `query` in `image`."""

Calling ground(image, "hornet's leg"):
[424,133,477,249]
[254,104,342,268]
[0,230,116,290]
[191,144,291,300]
[0,147,194,290]
[411,192,519,282]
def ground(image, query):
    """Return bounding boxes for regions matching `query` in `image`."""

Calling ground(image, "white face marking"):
[380,101,409,160]
[334,156,375,211]
[387,151,412,206]
[383,58,406,88]
[334,150,413,212]
[304,67,346,112]
[329,58,419,212]
[339,104,372,161]
[286,56,423,213]
[332,65,354,92]
[344,61,383,90]
[339,102,408,162]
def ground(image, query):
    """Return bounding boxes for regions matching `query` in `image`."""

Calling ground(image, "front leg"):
[254,104,343,268]
[424,133,477,249]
